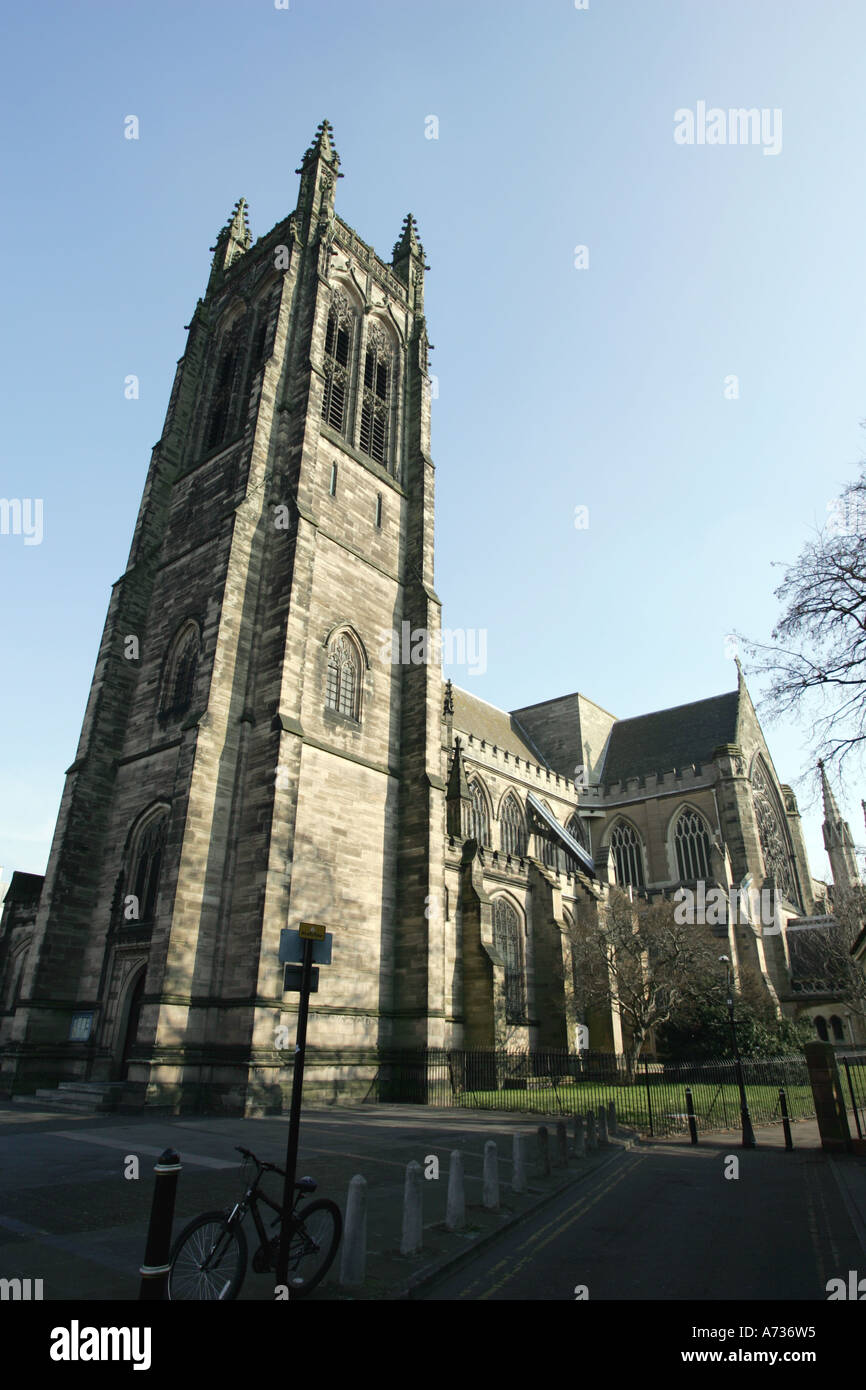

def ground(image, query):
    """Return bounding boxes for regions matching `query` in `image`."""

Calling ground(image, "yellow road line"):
[452,1153,642,1300]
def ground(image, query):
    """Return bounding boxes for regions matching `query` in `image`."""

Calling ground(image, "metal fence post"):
[843,1058,863,1140]
[644,1058,654,1137]
[685,1086,698,1144]
[779,1087,793,1150]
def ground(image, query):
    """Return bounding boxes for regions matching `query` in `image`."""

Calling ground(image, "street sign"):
[284,964,319,993]
[279,929,332,966]
[299,921,326,941]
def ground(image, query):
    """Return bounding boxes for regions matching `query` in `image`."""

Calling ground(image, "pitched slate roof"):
[600,690,739,785]
[451,687,548,766]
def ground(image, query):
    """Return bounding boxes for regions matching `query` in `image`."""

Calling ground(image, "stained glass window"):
[493,897,527,1024]
[674,809,711,881]
[610,820,645,889]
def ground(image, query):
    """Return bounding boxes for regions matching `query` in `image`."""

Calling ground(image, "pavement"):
[1,1099,864,1302]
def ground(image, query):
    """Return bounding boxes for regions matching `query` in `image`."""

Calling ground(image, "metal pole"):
[685,1086,698,1144]
[275,935,313,1294]
[644,1058,653,1137]
[779,1087,793,1150]
[843,1058,863,1140]
[721,957,756,1149]
[139,1148,181,1300]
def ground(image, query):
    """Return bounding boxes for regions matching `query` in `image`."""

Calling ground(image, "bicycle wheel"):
[167,1211,248,1301]
[283,1199,342,1297]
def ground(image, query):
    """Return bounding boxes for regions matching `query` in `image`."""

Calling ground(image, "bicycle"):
[167,1146,342,1300]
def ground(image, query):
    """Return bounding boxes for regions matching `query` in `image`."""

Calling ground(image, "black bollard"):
[139,1147,182,1300]
[779,1088,793,1151]
[685,1087,699,1145]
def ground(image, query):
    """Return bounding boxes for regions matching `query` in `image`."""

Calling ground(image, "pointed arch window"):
[468,781,491,847]
[359,324,392,467]
[500,793,527,857]
[493,897,527,1024]
[321,291,353,436]
[674,808,711,881]
[750,760,798,904]
[610,820,645,890]
[206,322,243,450]
[160,622,201,720]
[567,814,589,852]
[326,632,361,721]
[123,810,169,927]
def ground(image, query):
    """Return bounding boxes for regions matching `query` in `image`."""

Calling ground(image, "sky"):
[1,0,866,888]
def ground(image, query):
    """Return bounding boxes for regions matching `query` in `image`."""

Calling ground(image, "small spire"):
[392,213,427,264]
[208,198,252,281]
[818,759,860,892]
[443,679,454,717]
[818,759,843,827]
[296,119,342,174]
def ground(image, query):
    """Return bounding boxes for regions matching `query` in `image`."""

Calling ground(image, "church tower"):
[819,760,861,899]
[1,123,445,1110]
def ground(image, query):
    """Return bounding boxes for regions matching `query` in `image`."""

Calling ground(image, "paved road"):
[423,1137,866,1301]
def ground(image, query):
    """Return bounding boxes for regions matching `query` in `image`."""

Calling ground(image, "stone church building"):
[1,123,862,1113]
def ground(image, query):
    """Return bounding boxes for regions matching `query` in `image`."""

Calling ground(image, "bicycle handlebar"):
[235,1145,285,1177]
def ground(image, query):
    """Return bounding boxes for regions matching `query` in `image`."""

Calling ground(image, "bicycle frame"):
[226,1164,306,1270]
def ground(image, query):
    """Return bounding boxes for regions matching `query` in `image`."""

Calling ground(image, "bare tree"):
[739,468,866,775]
[568,890,719,1079]
[788,887,866,1025]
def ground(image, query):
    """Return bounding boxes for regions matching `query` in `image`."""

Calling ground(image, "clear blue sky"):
[2,0,865,887]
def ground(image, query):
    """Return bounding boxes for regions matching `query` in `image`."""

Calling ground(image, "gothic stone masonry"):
[0,122,860,1115]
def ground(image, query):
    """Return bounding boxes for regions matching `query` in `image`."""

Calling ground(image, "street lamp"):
[719,955,756,1149]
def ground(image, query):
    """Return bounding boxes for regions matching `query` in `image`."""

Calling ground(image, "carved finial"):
[443,679,454,716]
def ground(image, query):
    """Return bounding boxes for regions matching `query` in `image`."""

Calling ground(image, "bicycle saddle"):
[295,1176,317,1193]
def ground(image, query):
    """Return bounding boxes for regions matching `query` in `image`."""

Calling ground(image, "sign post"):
[274,922,331,1296]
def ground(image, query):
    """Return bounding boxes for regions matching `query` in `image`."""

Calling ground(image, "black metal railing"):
[840,1055,866,1140]
[365,1048,816,1138]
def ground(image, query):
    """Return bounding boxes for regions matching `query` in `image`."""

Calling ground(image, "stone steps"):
[13,1081,126,1114]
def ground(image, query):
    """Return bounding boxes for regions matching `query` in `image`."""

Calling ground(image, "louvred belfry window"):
[321,291,353,436]
[359,325,391,466]
[160,622,201,719]
[126,812,169,925]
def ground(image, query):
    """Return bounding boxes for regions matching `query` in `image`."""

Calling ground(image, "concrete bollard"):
[597,1106,609,1146]
[573,1114,586,1158]
[555,1120,568,1167]
[400,1160,423,1255]
[585,1110,597,1151]
[536,1125,551,1176]
[512,1132,528,1194]
[339,1174,367,1286]
[483,1140,500,1210]
[607,1100,617,1137]
[445,1151,466,1231]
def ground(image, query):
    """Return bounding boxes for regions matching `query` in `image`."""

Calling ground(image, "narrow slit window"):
[375,493,382,528]
[329,462,338,497]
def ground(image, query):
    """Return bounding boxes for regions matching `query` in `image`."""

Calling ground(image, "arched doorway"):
[120,970,146,1079]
